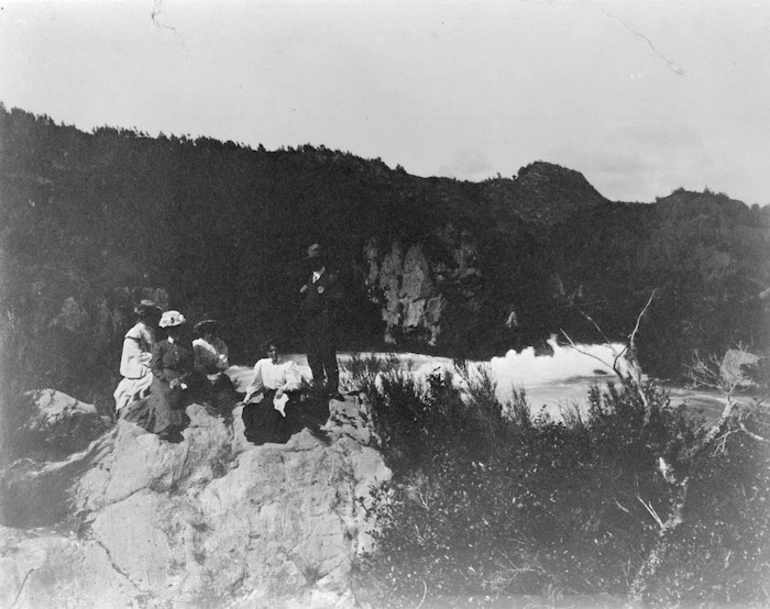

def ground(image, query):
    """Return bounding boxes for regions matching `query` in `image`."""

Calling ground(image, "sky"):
[1,0,769,205]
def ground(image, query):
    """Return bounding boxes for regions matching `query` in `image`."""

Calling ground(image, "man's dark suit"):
[301,266,342,396]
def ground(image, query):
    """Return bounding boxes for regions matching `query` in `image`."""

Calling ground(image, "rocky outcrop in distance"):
[0,377,391,608]
[362,225,483,347]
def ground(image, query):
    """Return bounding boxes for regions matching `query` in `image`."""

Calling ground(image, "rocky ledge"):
[0,390,391,609]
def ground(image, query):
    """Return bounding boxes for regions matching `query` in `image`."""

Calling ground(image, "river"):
[235,338,727,423]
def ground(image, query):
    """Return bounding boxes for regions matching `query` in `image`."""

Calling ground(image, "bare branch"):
[628,290,657,349]
[687,349,744,396]
[637,496,664,530]
[415,580,428,609]
[577,309,611,345]
[738,421,770,443]
[560,329,621,371]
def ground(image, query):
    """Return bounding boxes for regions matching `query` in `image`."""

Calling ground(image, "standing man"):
[300,243,344,400]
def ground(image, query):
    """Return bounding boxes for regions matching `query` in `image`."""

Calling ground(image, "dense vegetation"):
[348,356,770,608]
[1,103,769,606]
[0,102,768,414]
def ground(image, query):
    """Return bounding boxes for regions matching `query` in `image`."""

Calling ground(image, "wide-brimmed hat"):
[134,299,161,319]
[159,310,186,328]
[194,315,220,333]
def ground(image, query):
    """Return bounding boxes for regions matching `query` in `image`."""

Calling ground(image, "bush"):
[353,364,770,608]
[645,407,770,607]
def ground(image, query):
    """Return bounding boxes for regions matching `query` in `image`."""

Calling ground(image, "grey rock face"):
[364,227,481,348]
[1,391,391,608]
[23,388,111,458]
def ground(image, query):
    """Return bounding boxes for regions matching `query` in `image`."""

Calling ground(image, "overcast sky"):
[1,0,769,204]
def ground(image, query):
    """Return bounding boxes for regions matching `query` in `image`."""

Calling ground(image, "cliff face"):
[362,224,484,348]
[0,385,391,608]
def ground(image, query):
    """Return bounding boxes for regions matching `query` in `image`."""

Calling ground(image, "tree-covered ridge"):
[1,103,768,392]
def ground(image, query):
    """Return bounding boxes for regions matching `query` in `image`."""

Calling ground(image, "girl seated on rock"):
[113,299,162,416]
[241,338,330,445]
[192,315,239,420]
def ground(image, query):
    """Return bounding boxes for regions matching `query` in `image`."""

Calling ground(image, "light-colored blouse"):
[244,358,301,403]
[119,322,155,379]
[193,337,229,376]
[114,321,155,411]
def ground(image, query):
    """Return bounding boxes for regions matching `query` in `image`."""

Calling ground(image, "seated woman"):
[123,310,197,442]
[193,315,238,419]
[113,300,162,415]
[242,339,331,445]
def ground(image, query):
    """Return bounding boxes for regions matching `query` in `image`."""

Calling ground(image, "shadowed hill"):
[482,160,610,227]
[1,103,768,411]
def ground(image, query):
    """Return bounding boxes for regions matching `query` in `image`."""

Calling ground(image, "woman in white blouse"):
[243,341,301,403]
[241,339,302,444]
[113,300,162,415]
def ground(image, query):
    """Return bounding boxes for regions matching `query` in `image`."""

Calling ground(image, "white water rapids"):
[236,337,725,422]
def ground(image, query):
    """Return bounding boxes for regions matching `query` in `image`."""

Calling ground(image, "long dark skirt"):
[242,389,332,446]
[123,377,190,436]
[242,390,290,445]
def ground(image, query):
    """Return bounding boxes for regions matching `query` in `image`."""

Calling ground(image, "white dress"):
[113,322,155,412]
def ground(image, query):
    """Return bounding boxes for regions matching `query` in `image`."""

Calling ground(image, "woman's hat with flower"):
[159,310,186,328]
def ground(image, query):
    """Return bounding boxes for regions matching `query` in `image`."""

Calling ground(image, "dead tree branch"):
[561,290,657,419]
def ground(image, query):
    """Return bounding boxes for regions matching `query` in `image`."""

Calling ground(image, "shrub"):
[353,364,770,608]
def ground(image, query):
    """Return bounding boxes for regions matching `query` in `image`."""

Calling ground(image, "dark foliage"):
[1,104,768,404]
[354,363,770,608]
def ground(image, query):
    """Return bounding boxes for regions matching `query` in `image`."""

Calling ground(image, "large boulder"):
[0,432,113,528]
[0,525,142,609]
[1,392,391,608]
[20,388,111,460]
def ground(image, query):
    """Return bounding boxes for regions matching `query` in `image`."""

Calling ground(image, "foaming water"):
[488,337,627,389]
[485,338,631,417]
[333,339,631,419]
[333,339,627,412]
[231,343,724,421]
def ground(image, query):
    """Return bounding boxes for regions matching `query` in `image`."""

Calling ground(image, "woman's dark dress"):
[242,390,330,445]
[123,338,196,435]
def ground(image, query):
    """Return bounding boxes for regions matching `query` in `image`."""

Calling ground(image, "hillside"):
[482,160,609,227]
[1,103,769,421]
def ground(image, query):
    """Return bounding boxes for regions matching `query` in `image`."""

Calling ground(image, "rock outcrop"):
[483,161,609,227]
[0,385,391,608]
[363,227,482,347]
[21,388,111,460]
